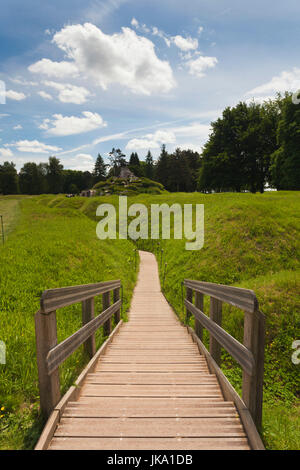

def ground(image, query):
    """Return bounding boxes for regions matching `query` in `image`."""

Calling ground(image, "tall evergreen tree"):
[155,144,170,188]
[145,150,154,179]
[93,154,107,183]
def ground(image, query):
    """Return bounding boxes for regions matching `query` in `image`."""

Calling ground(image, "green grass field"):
[0,196,138,449]
[0,191,299,449]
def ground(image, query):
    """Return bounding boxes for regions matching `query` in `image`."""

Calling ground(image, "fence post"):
[242,310,265,429]
[82,298,96,358]
[113,287,120,324]
[209,297,222,366]
[185,287,193,324]
[35,310,61,418]
[195,292,204,341]
[103,291,111,336]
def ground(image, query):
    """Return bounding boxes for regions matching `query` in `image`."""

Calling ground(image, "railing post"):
[35,310,61,418]
[209,297,222,366]
[113,287,120,324]
[185,287,193,324]
[103,291,111,336]
[82,298,96,358]
[195,292,204,341]
[242,310,265,429]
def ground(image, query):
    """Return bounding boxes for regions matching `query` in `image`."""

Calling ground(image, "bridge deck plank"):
[48,251,250,450]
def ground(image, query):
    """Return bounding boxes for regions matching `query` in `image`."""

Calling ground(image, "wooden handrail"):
[184,279,265,430]
[40,280,121,313]
[184,279,258,313]
[35,280,122,418]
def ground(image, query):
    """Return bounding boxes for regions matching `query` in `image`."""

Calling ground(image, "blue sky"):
[0,0,300,171]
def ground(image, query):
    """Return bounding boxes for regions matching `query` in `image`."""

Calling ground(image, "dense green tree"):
[198,101,280,193]
[270,95,300,190]
[46,156,64,194]
[19,162,47,194]
[0,161,19,195]
[155,144,170,188]
[108,148,127,176]
[129,152,140,166]
[145,150,154,179]
[62,169,92,193]
[129,152,144,176]
[93,154,107,183]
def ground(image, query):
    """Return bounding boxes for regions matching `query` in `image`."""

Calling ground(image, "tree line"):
[198,92,299,192]
[0,92,299,195]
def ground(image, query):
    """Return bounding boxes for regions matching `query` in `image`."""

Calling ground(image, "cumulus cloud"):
[13,125,23,130]
[64,153,95,171]
[126,122,211,151]
[245,68,300,98]
[29,23,175,96]
[39,111,107,136]
[9,140,61,154]
[186,56,218,78]
[10,78,38,86]
[38,90,53,100]
[0,148,13,158]
[172,35,198,51]
[43,81,90,104]
[28,58,78,78]
[126,129,176,150]
[6,90,27,101]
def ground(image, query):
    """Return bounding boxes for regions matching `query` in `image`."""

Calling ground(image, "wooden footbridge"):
[35,251,265,450]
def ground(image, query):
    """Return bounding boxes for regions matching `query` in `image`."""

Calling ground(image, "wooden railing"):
[184,279,265,430]
[35,280,122,418]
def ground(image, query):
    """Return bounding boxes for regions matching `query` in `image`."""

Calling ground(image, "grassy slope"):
[0,196,137,449]
[49,191,300,450]
[1,192,299,449]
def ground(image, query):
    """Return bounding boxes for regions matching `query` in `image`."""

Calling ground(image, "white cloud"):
[245,68,300,98]
[6,90,27,101]
[172,35,198,51]
[28,58,78,78]
[64,153,95,171]
[126,122,211,151]
[197,26,204,35]
[13,125,23,130]
[30,23,175,95]
[131,18,139,28]
[244,95,275,105]
[39,111,107,136]
[10,78,38,86]
[186,56,218,78]
[43,81,90,104]
[38,90,53,100]
[126,129,176,150]
[10,140,61,154]
[0,148,13,158]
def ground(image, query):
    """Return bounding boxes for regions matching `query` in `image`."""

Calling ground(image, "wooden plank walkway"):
[48,251,250,450]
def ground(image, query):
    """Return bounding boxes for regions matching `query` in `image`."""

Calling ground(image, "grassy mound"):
[93,176,166,195]
[0,196,138,449]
